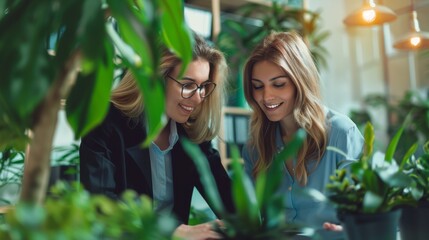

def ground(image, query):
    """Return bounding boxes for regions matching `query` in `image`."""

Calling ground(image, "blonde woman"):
[80,33,234,239]
[242,32,364,232]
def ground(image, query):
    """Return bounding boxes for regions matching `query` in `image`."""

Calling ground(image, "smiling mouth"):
[264,103,282,109]
[180,104,194,112]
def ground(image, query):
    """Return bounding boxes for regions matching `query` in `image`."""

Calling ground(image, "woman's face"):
[165,58,210,123]
[251,60,296,122]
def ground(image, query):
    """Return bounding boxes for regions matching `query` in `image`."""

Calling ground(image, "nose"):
[190,90,203,104]
[262,87,275,101]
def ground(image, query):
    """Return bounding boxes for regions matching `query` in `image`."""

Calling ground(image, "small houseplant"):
[398,140,429,240]
[326,122,414,240]
[182,129,324,239]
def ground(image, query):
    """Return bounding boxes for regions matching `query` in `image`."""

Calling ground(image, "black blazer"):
[79,104,234,224]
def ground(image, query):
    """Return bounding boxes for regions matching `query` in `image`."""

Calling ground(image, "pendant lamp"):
[393,7,429,50]
[344,0,397,26]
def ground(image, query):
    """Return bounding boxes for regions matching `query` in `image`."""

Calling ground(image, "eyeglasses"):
[166,75,217,99]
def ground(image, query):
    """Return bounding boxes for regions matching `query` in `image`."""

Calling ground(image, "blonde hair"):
[243,31,327,185]
[111,33,226,143]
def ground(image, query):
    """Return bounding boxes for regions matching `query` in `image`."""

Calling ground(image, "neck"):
[279,116,299,143]
[154,121,171,150]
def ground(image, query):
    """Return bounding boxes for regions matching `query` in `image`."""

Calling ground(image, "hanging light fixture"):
[393,2,429,50]
[344,0,397,26]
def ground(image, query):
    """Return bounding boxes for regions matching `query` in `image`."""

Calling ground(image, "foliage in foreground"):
[0,182,176,240]
[182,129,321,239]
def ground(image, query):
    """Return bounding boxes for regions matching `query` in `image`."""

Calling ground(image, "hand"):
[173,220,223,240]
[323,222,343,231]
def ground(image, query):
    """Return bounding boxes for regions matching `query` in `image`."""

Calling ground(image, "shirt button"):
[288,186,292,191]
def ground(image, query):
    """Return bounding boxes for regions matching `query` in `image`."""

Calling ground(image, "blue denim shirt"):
[242,108,364,228]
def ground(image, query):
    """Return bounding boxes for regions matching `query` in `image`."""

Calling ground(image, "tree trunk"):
[19,53,80,204]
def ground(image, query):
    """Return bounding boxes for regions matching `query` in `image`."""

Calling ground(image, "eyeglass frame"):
[166,75,217,99]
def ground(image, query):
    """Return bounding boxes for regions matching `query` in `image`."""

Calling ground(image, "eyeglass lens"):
[182,82,216,98]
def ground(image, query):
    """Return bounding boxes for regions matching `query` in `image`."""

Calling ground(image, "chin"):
[172,116,189,124]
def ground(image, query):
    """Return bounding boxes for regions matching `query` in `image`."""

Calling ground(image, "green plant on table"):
[326,122,415,214]
[182,129,319,239]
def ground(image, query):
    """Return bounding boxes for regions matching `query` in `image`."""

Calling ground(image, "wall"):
[308,0,429,147]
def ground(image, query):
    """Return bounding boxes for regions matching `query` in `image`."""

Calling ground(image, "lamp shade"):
[394,11,429,50]
[344,0,397,26]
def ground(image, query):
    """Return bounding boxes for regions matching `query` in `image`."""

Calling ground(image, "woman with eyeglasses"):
[79,33,234,239]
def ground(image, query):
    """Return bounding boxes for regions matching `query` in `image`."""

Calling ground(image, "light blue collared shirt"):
[243,108,364,228]
[149,120,179,213]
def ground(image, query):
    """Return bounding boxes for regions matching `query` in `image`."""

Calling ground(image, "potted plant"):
[326,122,414,240]
[182,129,324,239]
[398,140,429,240]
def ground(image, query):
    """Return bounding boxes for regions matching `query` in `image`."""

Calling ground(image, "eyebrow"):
[251,75,290,82]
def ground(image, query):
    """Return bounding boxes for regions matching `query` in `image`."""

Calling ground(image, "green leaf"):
[108,0,155,75]
[181,138,225,216]
[385,126,404,163]
[363,122,374,158]
[230,144,261,227]
[377,167,413,188]
[66,39,114,139]
[135,71,166,147]
[255,129,306,210]
[399,142,418,169]
[363,191,383,213]
[160,0,193,78]
[0,0,53,123]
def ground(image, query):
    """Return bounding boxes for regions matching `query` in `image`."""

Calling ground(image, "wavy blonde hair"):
[243,31,327,185]
[111,33,226,143]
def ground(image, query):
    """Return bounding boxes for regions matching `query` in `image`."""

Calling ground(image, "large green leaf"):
[0,0,53,124]
[108,0,155,76]
[160,0,193,78]
[180,138,226,216]
[363,191,383,213]
[66,39,114,139]
[255,128,306,210]
[384,126,404,163]
[229,145,261,227]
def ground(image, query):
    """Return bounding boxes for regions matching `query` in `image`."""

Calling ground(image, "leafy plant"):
[181,129,318,239]
[0,0,193,205]
[0,148,25,205]
[400,140,429,205]
[350,90,429,160]
[51,143,80,167]
[0,182,176,239]
[326,122,415,214]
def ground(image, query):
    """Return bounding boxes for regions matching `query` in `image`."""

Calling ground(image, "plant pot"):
[338,210,401,240]
[399,203,429,240]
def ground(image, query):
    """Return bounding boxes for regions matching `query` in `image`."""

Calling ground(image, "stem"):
[19,52,80,204]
